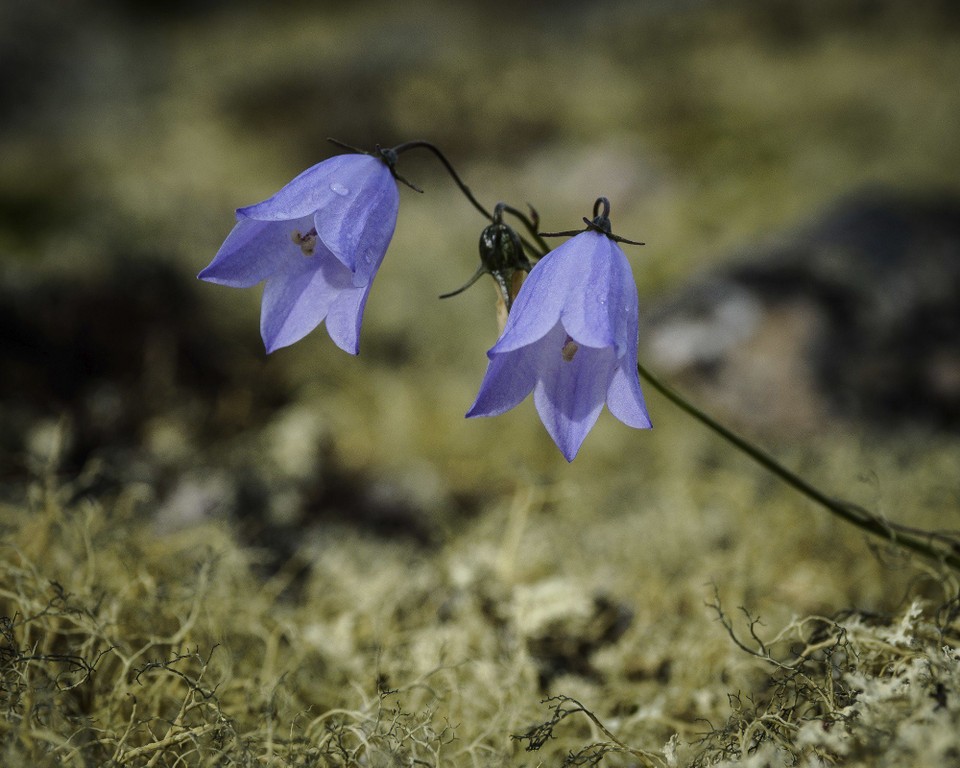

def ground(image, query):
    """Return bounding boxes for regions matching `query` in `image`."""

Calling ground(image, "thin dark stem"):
[499,203,551,257]
[391,140,492,221]
[636,360,960,573]
[438,265,486,299]
[391,142,550,262]
[326,137,366,154]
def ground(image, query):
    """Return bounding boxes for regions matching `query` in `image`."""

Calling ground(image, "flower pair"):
[199,153,650,460]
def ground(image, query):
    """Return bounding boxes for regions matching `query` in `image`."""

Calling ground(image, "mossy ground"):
[2,1,960,765]
[3,430,959,766]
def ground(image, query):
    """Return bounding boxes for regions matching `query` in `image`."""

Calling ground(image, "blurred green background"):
[3,0,960,576]
[4,0,959,483]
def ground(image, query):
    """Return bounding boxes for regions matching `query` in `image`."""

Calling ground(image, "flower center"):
[561,335,579,362]
[291,227,318,256]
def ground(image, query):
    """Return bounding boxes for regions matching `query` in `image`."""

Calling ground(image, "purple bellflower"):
[198,153,399,354]
[466,218,651,461]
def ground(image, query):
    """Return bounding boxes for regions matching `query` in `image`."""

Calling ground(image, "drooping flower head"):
[467,198,651,461]
[198,151,399,354]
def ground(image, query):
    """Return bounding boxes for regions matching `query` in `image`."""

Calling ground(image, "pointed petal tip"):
[262,325,294,354]
[263,327,362,356]
[553,429,584,461]
[549,430,584,462]
[197,264,230,284]
[196,270,230,286]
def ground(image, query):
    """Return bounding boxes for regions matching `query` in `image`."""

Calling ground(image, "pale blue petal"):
[492,232,631,355]
[488,247,568,354]
[324,281,373,355]
[606,362,652,429]
[259,251,357,353]
[238,154,383,222]
[314,163,399,285]
[609,244,641,360]
[532,328,617,461]
[466,344,542,418]
[558,234,627,350]
[198,216,309,287]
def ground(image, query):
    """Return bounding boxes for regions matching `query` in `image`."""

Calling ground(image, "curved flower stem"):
[499,203,551,259]
[336,137,545,258]
[391,140,493,221]
[636,360,960,573]
[393,142,551,263]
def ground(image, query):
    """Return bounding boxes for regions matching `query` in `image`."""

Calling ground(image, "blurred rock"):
[154,470,236,533]
[513,578,634,690]
[0,255,283,481]
[645,189,960,434]
[0,251,458,557]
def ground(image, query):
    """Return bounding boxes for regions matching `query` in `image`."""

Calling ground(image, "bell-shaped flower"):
[198,153,399,354]
[466,229,651,461]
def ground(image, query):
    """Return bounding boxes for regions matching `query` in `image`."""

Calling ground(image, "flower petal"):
[559,234,633,351]
[324,280,373,355]
[488,252,567,355]
[606,362,652,429]
[314,163,399,285]
[198,216,309,287]
[238,154,383,222]
[609,244,642,360]
[259,249,358,353]
[533,339,614,461]
[492,232,634,355]
[532,326,617,461]
[466,345,541,418]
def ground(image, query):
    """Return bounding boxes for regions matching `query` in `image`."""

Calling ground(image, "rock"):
[644,189,960,434]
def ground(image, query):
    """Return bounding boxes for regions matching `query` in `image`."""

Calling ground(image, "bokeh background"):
[2,1,959,764]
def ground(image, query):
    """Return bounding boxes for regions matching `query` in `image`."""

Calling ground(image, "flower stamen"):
[291,227,318,256]
[561,336,579,362]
